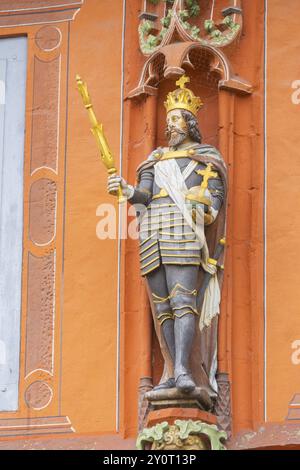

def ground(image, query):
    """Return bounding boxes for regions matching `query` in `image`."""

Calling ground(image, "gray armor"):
[130,153,225,277]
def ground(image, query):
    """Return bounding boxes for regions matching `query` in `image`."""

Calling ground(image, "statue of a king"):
[108,76,227,400]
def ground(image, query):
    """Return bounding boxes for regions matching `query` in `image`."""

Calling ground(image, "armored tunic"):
[129,145,225,276]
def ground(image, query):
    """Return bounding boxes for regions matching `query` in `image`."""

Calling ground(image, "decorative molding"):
[214,372,232,438]
[29,179,57,246]
[0,432,135,450]
[0,416,74,438]
[31,55,61,174]
[146,407,218,427]
[286,393,300,421]
[24,381,53,411]
[36,26,62,52]
[0,1,84,27]
[138,377,153,432]
[25,46,61,417]
[26,252,55,377]
[0,1,82,436]
[228,422,300,450]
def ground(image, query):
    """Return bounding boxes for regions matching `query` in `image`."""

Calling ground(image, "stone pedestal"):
[145,386,214,412]
[146,407,217,427]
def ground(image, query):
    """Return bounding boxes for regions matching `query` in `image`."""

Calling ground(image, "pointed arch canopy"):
[128,41,252,99]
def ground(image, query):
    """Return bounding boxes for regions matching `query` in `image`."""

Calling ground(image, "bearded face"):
[166,109,188,147]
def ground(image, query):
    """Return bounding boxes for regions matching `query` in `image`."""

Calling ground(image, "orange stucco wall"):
[2,0,297,444]
[266,0,300,422]
[61,0,123,433]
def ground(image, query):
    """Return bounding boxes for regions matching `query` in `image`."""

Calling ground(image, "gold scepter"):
[76,74,125,204]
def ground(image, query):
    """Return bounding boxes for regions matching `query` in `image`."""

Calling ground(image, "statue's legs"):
[146,265,176,390]
[165,265,199,393]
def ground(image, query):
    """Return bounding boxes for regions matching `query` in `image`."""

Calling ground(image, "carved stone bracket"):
[128,41,252,99]
[137,419,227,450]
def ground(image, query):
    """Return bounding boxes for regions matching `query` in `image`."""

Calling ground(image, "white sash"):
[154,158,206,247]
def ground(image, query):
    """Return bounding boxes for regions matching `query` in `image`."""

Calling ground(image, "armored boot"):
[174,315,196,392]
[169,284,198,393]
[152,293,176,390]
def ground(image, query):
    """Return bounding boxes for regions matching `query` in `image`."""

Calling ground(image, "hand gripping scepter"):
[76,75,126,204]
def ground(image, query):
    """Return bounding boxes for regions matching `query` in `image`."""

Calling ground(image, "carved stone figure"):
[108,76,227,403]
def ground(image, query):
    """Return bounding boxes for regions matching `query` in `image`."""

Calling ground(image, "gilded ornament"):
[164,75,203,117]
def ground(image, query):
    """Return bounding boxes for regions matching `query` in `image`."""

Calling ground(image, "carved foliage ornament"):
[139,0,242,55]
[137,420,227,450]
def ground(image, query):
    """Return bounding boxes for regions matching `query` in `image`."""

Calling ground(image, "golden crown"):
[164,75,203,117]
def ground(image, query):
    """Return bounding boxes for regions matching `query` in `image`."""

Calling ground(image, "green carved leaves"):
[136,419,227,450]
[139,1,241,54]
[204,17,240,45]
[185,0,201,17]
[175,420,227,450]
[136,421,169,450]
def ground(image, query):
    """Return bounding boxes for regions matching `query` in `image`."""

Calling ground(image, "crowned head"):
[164,75,203,117]
[164,75,203,148]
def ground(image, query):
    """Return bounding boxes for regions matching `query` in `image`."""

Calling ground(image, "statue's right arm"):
[127,167,153,206]
[107,167,154,205]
